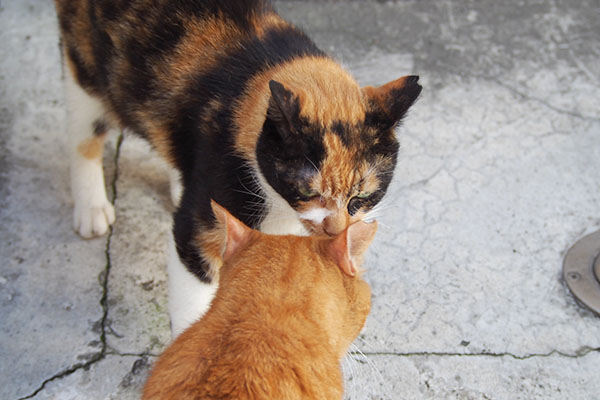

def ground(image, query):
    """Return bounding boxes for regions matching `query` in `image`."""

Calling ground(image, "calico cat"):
[142,201,376,399]
[54,0,421,335]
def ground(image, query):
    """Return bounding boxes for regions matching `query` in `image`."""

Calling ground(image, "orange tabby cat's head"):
[256,60,422,236]
[210,200,376,357]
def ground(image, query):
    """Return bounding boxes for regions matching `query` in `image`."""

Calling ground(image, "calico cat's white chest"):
[257,177,309,236]
[259,196,309,236]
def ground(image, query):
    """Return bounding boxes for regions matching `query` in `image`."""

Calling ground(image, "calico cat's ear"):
[328,220,378,277]
[210,200,254,264]
[363,75,422,129]
[267,80,301,143]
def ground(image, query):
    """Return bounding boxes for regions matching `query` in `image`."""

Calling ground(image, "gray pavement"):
[1,1,599,399]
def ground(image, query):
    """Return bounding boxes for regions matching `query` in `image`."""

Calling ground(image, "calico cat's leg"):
[64,67,115,238]
[167,235,218,338]
[168,167,183,207]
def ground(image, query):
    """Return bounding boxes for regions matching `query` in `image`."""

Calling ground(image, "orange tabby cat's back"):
[142,203,376,399]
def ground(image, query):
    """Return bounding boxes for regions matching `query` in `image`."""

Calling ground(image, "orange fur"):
[233,57,365,163]
[143,204,376,400]
[76,135,105,160]
[158,17,244,93]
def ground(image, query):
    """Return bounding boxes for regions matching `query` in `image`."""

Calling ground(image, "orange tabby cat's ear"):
[329,221,378,276]
[210,200,254,263]
[363,75,422,129]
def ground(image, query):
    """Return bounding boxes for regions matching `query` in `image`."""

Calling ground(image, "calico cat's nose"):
[323,212,349,236]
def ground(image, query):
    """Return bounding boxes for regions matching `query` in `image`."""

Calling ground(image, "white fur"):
[64,61,115,238]
[167,235,218,338]
[168,167,183,207]
[299,207,332,224]
[255,171,309,236]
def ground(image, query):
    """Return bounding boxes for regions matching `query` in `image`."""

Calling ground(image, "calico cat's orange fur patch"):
[76,136,105,160]
[160,17,243,92]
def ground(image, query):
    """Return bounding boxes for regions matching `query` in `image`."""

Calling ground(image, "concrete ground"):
[1,0,599,399]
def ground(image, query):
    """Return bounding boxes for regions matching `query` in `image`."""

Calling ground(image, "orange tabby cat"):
[142,201,377,400]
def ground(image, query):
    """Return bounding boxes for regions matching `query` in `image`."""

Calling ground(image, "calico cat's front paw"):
[73,202,115,238]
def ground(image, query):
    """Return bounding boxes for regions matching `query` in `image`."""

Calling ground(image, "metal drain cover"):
[563,230,600,316]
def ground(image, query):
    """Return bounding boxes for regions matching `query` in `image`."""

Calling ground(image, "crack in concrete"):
[106,349,161,358]
[16,134,124,400]
[353,346,600,361]
[434,62,600,122]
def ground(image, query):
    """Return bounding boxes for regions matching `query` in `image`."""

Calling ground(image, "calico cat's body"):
[54,0,421,335]
[143,202,376,400]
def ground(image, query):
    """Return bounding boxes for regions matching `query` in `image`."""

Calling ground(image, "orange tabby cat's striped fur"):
[143,202,376,399]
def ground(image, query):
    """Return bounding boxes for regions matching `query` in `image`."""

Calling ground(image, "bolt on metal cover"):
[563,230,600,316]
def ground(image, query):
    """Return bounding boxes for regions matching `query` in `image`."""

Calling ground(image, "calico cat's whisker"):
[363,214,393,229]
[242,200,269,209]
[241,202,266,211]
[304,155,322,178]
[260,204,293,215]
[250,214,298,225]
[235,177,267,201]
[233,189,267,201]
[363,208,385,220]
[365,198,401,216]
[244,165,267,192]
[364,208,393,220]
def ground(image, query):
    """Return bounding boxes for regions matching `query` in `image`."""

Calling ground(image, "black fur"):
[93,119,107,136]
[365,76,422,130]
[256,116,326,208]
[66,45,97,91]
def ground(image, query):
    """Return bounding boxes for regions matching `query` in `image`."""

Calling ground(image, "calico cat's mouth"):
[299,211,330,236]
[299,207,332,225]
[299,206,359,237]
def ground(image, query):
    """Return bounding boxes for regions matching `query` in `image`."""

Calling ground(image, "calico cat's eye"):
[348,193,372,215]
[297,184,318,200]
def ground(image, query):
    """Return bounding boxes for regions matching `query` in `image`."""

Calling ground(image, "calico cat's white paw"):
[73,201,115,238]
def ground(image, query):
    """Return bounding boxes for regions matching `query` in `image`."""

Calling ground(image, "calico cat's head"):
[210,200,376,357]
[257,64,421,236]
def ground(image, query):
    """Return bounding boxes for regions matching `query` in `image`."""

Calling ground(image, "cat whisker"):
[232,189,267,201]
[346,344,367,399]
[304,156,322,178]
[249,214,298,225]
[355,336,384,353]
[353,338,397,398]
[349,342,393,400]
[235,176,267,202]
[342,350,359,400]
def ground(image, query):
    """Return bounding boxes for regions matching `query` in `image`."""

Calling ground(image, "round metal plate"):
[595,253,600,283]
[563,230,600,316]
